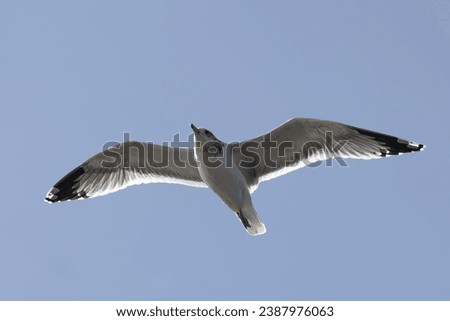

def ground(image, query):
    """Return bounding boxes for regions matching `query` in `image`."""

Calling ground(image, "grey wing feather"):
[45,141,206,203]
[232,118,425,191]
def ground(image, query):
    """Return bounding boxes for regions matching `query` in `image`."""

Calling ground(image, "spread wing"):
[45,141,206,203]
[231,118,425,191]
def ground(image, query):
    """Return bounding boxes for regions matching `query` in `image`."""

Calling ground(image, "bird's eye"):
[204,130,211,136]
[203,142,223,155]
[212,142,223,154]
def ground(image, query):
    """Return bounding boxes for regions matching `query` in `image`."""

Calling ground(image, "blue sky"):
[1,0,449,300]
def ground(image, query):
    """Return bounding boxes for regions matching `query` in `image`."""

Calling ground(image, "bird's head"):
[191,124,225,161]
[191,124,220,143]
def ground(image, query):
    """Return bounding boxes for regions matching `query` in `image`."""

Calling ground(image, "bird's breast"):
[198,157,248,208]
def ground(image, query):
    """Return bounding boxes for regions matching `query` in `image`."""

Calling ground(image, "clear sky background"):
[1,0,449,300]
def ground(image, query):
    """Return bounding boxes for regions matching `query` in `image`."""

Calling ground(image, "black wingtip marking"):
[236,211,251,229]
[45,166,88,203]
[352,127,425,157]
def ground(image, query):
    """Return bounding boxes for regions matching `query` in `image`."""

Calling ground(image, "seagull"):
[45,118,425,236]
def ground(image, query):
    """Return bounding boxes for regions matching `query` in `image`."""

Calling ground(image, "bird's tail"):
[236,205,266,236]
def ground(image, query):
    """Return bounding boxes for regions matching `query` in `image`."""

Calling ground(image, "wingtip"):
[407,141,426,151]
[44,166,87,203]
[351,126,426,156]
[44,188,58,203]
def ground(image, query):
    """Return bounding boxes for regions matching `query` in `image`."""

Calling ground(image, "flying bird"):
[45,118,425,236]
